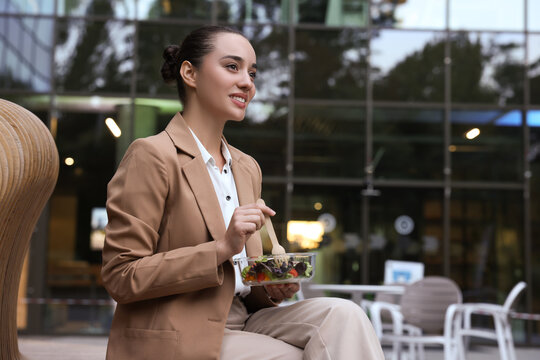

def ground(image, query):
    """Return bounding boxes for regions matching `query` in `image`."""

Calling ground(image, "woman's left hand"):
[263,283,300,301]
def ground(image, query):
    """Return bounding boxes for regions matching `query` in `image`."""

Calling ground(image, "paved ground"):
[17,335,540,359]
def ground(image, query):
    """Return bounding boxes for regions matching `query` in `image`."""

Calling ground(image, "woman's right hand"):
[216,202,275,264]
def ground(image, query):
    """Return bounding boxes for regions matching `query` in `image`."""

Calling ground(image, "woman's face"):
[193,32,257,122]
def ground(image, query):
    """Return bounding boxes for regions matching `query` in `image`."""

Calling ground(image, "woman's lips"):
[230,95,247,108]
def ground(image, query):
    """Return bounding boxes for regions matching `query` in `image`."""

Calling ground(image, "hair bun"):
[161,45,181,85]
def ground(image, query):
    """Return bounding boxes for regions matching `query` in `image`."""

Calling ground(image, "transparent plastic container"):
[236,253,316,286]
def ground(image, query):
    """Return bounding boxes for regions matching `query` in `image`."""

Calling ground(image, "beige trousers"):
[221,297,385,360]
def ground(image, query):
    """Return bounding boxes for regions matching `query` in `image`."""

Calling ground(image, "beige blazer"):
[101,113,276,360]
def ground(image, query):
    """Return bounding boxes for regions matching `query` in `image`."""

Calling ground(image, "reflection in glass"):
[371,30,445,102]
[57,0,136,18]
[451,109,523,181]
[450,32,525,105]
[136,24,196,97]
[44,105,122,334]
[0,16,53,92]
[294,105,364,178]
[449,0,524,31]
[296,0,368,26]
[373,108,444,180]
[295,28,368,99]
[371,0,445,29]
[529,34,540,105]
[529,122,540,318]
[450,189,524,305]
[290,185,364,284]
[1,0,54,14]
[529,0,540,31]
[224,102,287,176]
[217,0,288,23]
[242,25,290,100]
[369,188,443,283]
[136,0,211,20]
[55,19,134,93]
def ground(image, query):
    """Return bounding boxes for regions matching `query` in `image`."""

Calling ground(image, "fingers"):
[264,283,299,300]
[231,209,264,231]
[221,201,277,261]
[233,202,275,230]
[255,199,276,217]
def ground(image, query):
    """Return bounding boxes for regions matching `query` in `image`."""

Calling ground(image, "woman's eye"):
[226,64,238,71]
[249,72,257,79]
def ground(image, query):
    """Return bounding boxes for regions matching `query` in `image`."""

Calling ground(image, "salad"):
[240,255,313,284]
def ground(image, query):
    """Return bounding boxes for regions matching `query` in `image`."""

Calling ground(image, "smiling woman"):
[100,25,384,360]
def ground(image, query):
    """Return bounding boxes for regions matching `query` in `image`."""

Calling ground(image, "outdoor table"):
[306,284,405,305]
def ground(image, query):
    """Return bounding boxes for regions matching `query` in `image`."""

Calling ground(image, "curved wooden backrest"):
[400,276,462,334]
[0,98,59,359]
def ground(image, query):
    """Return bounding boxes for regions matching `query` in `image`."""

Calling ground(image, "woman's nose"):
[238,72,254,90]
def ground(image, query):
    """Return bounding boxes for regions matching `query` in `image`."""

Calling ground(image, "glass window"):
[529,114,540,321]
[451,109,523,182]
[371,0,446,29]
[369,188,444,283]
[296,0,369,26]
[217,0,289,23]
[529,34,540,105]
[529,0,540,31]
[373,107,444,180]
[450,189,524,304]
[55,19,135,93]
[371,30,445,102]
[136,23,197,97]
[134,97,182,134]
[136,0,212,20]
[44,98,127,334]
[295,28,368,100]
[1,0,54,15]
[450,32,525,105]
[243,25,290,101]
[57,0,136,19]
[290,185,364,285]
[224,101,288,176]
[294,104,365,178]
[0,16,53,92]
[449,0,524,31]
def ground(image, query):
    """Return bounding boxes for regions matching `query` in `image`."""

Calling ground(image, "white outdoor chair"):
[454,281,527,360]
[370,276,463,360]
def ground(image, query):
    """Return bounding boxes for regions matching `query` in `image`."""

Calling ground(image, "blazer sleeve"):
[101,138,225,304]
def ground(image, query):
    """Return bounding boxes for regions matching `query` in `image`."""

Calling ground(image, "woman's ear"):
[180,60,197,89]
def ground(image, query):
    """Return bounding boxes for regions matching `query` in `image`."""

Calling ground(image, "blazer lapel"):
[166,113,226,242]
[231,160,253,207]
[183,159,226,241]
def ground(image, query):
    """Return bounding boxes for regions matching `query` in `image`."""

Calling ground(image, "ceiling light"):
[105,117,121,137]
[465,128,480,140]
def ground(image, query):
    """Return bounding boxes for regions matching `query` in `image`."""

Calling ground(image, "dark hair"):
[161,26,246,105]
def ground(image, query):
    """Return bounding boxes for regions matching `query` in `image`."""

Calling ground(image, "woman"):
[102,26,384,360]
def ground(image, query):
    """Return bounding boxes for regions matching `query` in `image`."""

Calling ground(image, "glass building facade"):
[2,0,539,344]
